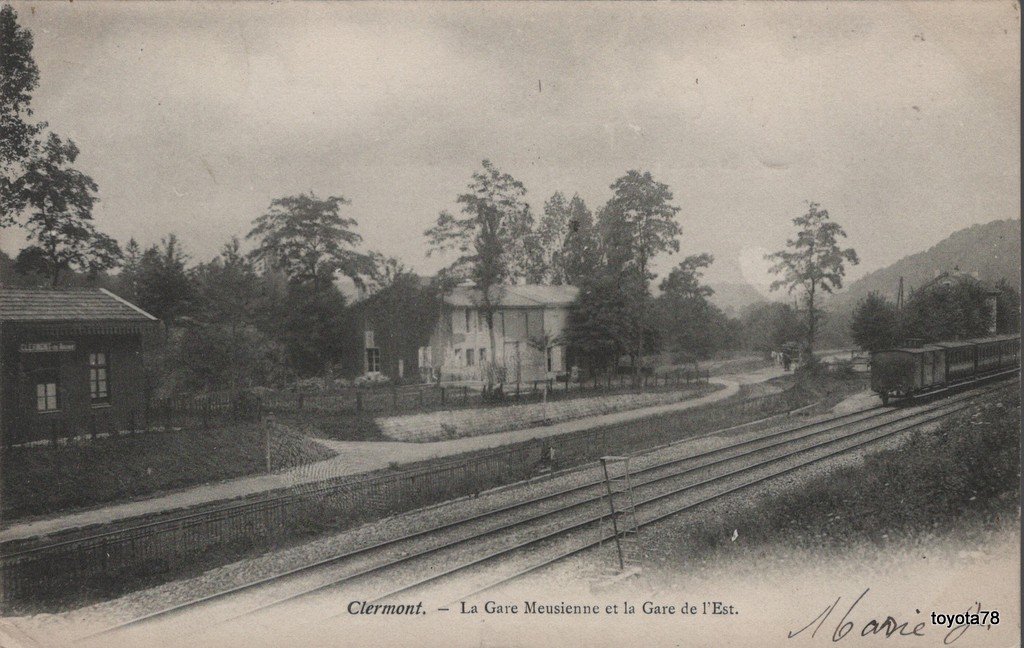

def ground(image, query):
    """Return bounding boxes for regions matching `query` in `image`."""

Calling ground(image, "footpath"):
[0,366,785,543]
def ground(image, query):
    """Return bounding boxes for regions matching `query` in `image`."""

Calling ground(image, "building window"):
[479,348,486,364]
[36,380,58,412]
[89,352,110,404]
[366,348,380,373]
[464,309,471,332]
[466,349,475,366]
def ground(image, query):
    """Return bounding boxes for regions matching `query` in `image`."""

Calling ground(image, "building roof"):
[444,284,579,308]
[0,288,157,323]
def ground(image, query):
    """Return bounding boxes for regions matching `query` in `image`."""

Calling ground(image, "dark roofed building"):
[1,288,159,446]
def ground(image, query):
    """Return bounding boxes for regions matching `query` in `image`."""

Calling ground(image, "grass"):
[643,383,1020,573]
[2,423,336,520]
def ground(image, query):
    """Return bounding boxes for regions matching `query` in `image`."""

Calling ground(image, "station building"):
[421,284,578,384]
[0,288,158,446]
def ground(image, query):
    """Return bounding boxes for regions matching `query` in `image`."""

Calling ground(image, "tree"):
[564,269,647,374]
[597,170,682,372]
[766,202,859,356]
[654,253,723,366]
[739,302,806,356]
[247,192,374,296]
[116,238,143,302]
[901,276,994,342]
[560,195,601,286]
[598,171,682,281]
[136,234,193,330]
[190,237,262,330]
[425,160,535,386]
[0,3,45,227]
[13,133,121,286]
[993,279,1021,334]
[850,292,901,352]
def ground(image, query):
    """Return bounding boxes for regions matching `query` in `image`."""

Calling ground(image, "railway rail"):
[77,372,1017,646]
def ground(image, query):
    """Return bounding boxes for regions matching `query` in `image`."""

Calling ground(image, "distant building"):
[0,288,159,446]
[422,284,578,383]
[345,275,438,380]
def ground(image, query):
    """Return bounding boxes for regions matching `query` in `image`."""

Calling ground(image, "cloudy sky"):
[3,1,1019,292]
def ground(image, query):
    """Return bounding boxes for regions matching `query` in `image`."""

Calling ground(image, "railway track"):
[77,375,1016,646]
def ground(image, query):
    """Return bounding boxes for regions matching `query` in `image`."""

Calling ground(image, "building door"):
[503,341,521,383]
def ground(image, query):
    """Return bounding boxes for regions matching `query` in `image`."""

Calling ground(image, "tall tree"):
[136,234,193,330]
[766,202,859,356]
[116,238,143,301]
[191,237,261,330]
[654,253,722,366]
[247,192,374,296]
[560,194,600,286]
[13,133,121,286]
[425,160,535,386]
[564,268,647,375]
[850,292,901,352]
[599,171,682,281]
[0,3,45,227]
[597,170,682,372]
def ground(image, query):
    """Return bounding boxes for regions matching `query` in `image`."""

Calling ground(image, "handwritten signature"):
[788,588,994,644]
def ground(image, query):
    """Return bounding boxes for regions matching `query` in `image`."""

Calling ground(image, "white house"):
[421,284,578,383]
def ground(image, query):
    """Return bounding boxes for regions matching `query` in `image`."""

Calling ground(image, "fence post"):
[515,382,520,400]
[90,415,97,440]
[130,410,137,434]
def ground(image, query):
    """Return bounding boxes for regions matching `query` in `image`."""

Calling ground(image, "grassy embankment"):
[3,424,334,520]
[643,383,1020,574]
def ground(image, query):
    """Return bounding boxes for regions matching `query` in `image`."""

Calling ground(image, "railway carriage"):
[870,333,1019,404]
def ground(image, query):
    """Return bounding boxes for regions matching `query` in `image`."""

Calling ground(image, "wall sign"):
[19,342,76,353]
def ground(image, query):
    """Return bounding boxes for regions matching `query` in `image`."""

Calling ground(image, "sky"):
[2,1,1019,294]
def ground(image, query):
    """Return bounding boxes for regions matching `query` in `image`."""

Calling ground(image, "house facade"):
[421,284,578,384]
[0,288,159,446]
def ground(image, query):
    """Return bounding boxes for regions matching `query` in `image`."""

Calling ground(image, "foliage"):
[529,192,600,286]
[190,237,262,328]
[559,194,601,286]
[598,170,682,281]
[901,275,993,341]
[654,254,730,364]
[136,234,193,328]
[766,202,858,354]
[564,268,649,372]
[247,192,374,294]
[992,279,1021,334]
[12,133,121,286]
[850,291,901,351]
[260,282,352,377]
[172,323,291,393]
[738,302,806,356]
[425,160,535,384]
[0,3,44,226]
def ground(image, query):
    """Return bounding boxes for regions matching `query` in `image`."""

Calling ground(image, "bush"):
[354,372,391,388]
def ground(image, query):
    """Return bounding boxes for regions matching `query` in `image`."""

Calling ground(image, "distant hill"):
[817,218,1021,348]
[834,218,1021,308]
[708,281,770,317]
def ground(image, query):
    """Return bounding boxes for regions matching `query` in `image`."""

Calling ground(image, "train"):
[870,333,1020,404]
